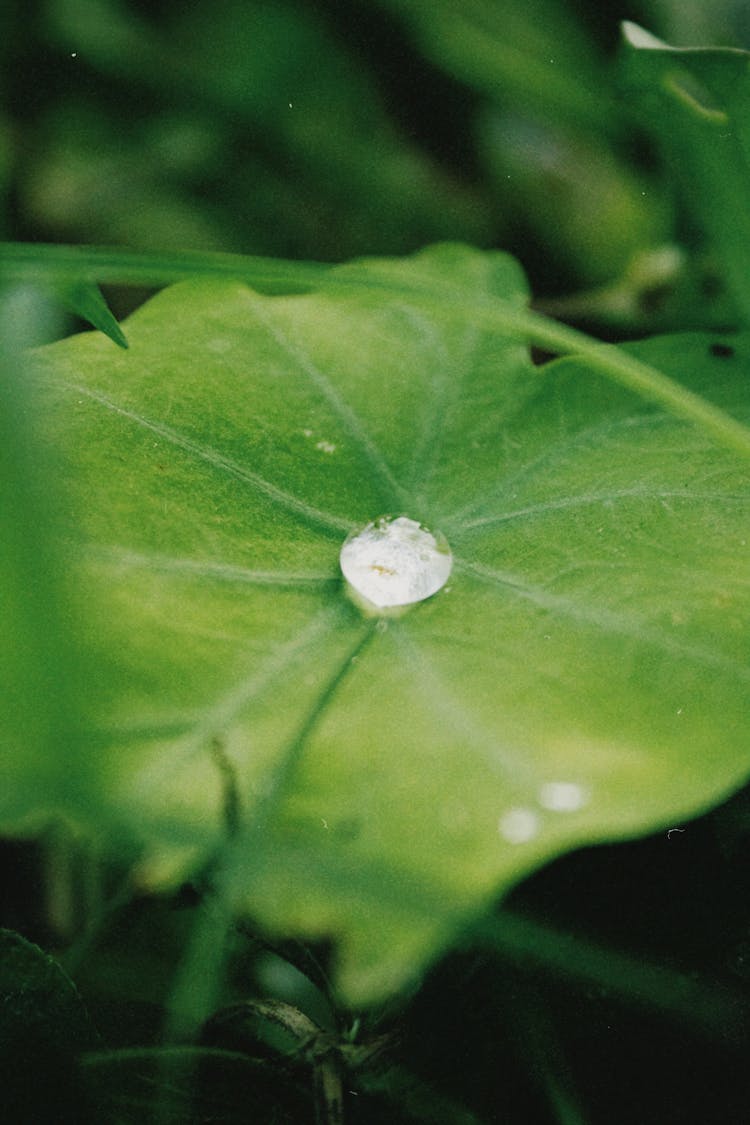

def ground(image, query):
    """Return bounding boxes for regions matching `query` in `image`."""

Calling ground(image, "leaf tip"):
[621,21,668,51]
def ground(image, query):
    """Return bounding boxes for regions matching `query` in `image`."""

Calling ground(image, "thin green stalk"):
[0,241,328,292]
[479,305,750,461]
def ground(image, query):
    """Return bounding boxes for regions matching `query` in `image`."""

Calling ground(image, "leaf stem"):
[213,1000,345,1124]
[482,305,750,461]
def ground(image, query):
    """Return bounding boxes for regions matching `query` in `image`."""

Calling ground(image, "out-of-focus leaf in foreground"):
[22,244,750,1003]
[0,286,89,824]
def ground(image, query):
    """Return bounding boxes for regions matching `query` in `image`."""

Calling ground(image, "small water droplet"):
[340,516,452,611]
[538,780,588,813]
[498,807,540,844]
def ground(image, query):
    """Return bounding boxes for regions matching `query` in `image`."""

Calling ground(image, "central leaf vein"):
[250,620,379,832]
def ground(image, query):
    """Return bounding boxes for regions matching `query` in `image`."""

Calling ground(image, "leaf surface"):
[26,244,750,1002]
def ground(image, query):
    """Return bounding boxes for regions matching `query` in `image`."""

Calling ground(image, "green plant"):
[3,6,750,1123]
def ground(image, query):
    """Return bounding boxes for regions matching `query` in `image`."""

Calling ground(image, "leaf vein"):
[241,293,411,508]
[455,558,750,679]
[451,488,750,533]
[61,381,352,534]
[82,545,337,587]
[445,412,666,529]
[129,603,346,800]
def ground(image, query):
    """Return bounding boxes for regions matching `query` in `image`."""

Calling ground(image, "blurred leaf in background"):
[14,0,493,261]
[0,928,98,1121]
[371,0,672,288]
[1,0,712,296]
[652,0,750,47]
[621,21,750,325]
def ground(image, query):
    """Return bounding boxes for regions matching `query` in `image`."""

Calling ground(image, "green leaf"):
[0,928,96,1051]
[42,0,491,257]
[477,109,672,286]
[54,279,128,348]
[0,928,97,1118]
[620,21,750,322]
[377,1,668,284]
[376,0,611,134]
[0,240,329,291]
[25,243,750,1004]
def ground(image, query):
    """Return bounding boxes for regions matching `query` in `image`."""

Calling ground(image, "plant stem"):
[314,1056,345,1125]
[225,1000,346,1124]
[482,305,750,461]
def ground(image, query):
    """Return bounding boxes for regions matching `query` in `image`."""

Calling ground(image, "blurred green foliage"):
[0,0,728,293]
[2,0,749,307]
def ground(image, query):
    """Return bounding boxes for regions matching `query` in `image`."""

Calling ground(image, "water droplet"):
[340,516,452,611]
[498,807,540,844]
[538,781,588,813]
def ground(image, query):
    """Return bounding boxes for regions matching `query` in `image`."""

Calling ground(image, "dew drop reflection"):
[340,516,452,611]
[498,807,540,845]
[538,781,588,813]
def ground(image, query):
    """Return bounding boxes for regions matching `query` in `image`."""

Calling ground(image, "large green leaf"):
[24,243,750,1003]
